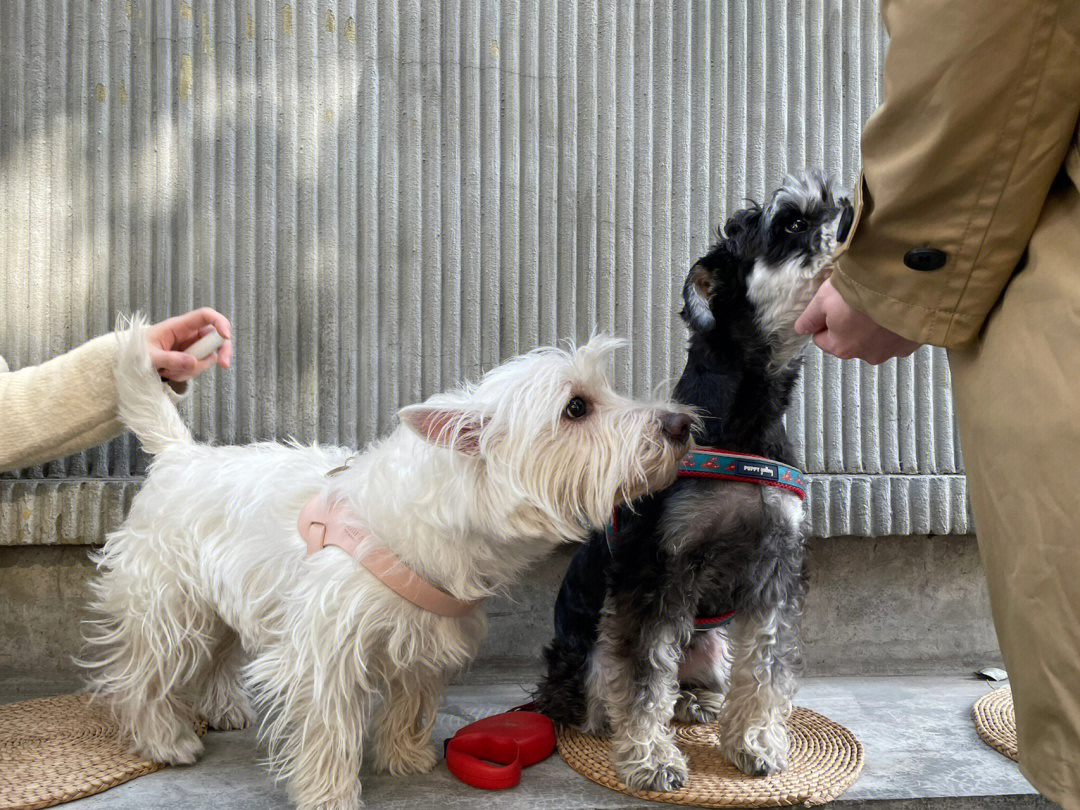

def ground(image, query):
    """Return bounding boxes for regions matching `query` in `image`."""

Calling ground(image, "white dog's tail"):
[113,314,192,455]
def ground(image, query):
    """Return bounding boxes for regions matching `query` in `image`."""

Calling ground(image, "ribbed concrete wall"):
[0,0,968,542]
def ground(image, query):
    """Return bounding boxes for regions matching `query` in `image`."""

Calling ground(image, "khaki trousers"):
[949,154,1080,808]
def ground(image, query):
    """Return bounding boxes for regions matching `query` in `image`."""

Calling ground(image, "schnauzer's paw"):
[673,688,724,725]
[375,743,438,776]
[722,743,788,777]
[618,745,689,793]
[729,748,784,777]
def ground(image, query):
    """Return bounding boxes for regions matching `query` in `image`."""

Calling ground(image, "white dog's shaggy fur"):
[83,320,692,810]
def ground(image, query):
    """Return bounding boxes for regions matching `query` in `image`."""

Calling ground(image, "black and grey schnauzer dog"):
[535,172,853,791]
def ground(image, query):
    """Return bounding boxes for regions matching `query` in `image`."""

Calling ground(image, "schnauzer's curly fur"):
[84,326,692,810]
[535,172,852,791]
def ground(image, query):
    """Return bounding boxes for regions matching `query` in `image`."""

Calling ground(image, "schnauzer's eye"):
[785,218,808,234]
[565,397,589,420]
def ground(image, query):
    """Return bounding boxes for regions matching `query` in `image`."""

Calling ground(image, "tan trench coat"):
[832,0,1080,803]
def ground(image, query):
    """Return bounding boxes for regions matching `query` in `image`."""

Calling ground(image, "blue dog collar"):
[677,449,807,499]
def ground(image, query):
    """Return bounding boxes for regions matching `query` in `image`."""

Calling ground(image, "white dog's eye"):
[785,218,808,234]
[565,397,589,419]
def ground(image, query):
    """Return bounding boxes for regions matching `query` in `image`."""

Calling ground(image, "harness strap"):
[694,611,737,631]
[297,496,482,618]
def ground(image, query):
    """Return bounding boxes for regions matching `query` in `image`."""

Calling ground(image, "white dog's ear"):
[680,261,716,332]
[398,403,486,455]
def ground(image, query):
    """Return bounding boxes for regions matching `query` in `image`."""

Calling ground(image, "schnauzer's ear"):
[398,403,486,455]
[723,204,763,260]
[680,261,716,332]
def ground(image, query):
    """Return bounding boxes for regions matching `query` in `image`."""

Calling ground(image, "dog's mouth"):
[617,442,690,506]
[805,201,852,286]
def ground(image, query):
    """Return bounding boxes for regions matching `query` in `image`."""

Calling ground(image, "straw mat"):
[556,705,862,807]
[0,693,207,810]
[973,687,1018,762]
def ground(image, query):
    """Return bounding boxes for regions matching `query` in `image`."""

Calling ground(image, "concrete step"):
[3,674,1049,810]
[1,534,1002,680]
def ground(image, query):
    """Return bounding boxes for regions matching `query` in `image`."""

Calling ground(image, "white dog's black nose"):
[661,413,692,443]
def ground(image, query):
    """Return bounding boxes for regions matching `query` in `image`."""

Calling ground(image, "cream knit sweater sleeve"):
[0,332,185,473]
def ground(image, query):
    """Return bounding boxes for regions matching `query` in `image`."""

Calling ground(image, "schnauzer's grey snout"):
[660,412,692,443]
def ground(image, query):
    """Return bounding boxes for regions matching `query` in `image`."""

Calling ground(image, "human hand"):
[795,278,920,365]
[146,308,233,382]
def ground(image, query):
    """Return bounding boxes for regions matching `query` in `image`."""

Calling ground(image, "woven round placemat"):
[973,687,1018,761]
[556,706,863,807]
[0,694,207,810]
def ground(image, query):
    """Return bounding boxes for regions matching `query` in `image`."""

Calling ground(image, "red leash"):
[444,703,556,790]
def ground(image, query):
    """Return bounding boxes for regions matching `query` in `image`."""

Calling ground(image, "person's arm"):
[0,333,131,472]
[0,309,231,473]
[820,0,1080,350]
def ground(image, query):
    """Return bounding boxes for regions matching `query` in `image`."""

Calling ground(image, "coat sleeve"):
[831,0,1080,347]
[0,331,186,474]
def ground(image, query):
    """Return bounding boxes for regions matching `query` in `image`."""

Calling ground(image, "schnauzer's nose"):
[660,413,692,443]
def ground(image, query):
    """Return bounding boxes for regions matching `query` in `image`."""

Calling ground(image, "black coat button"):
[904,248,947,271]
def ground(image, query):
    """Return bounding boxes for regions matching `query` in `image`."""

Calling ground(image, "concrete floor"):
[2,674,1051,810]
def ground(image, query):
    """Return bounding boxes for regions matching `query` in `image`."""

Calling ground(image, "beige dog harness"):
[297,495,482,617]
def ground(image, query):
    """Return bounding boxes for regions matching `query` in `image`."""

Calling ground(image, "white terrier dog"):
[84,318,693,810]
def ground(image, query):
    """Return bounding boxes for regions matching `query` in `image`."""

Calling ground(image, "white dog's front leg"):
[248,646,370,810]
[373,668,445,776]
[719,605,798,776]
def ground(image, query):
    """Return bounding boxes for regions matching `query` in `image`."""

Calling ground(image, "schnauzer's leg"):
[674,629,731,724]
[596,599,689,792]
[718,603,800,776]
[581,647,612,735]
[194,627,253,731]
[373,667,445,776]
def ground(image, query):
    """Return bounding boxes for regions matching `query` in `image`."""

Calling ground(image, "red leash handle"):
[444,710,556,790]
[445,732,522,790]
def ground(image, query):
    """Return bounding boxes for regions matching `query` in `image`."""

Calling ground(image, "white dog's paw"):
[293,779,362,810]
[616,742,688,793]
[202,697,254,731]
[137,731,204,766]
[375,742,438,776]
[306,797,361,810]
[673,688,724,725]
[207,702,254,731]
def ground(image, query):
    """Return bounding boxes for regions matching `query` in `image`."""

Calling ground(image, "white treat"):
[185,327,225,361]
